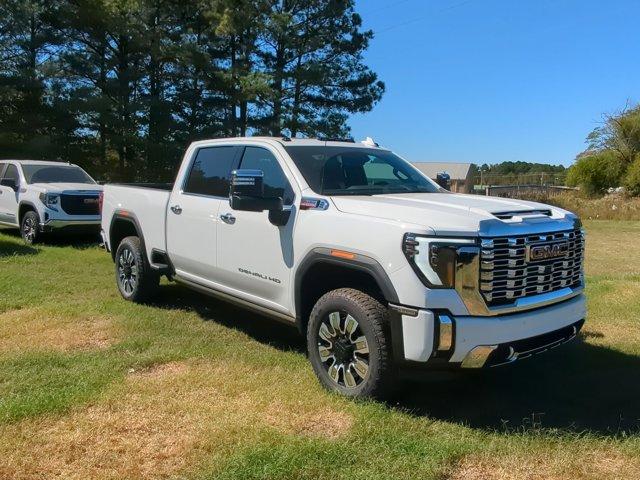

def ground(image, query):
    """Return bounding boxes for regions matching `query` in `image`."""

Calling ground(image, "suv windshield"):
[22,165,96,184]
[283,146,439,196]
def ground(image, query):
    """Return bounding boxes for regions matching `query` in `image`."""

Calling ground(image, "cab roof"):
[0,159,79,167]
[189,136,387,150]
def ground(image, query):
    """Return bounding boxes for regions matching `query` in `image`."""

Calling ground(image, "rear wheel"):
[307,288,394,399]
[21,211,40,245]
[115,236,159,302]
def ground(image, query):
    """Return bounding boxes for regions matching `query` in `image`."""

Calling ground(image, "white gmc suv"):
[100,137,586,398]
[0,160,102,243]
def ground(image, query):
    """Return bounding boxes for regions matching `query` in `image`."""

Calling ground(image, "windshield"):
[22,165,96,184]
[283,146,440,196]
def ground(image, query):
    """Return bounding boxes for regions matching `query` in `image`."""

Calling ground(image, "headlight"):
[39,192,60,210]
[403,234,476,288]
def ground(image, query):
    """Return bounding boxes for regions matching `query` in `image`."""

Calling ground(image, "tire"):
[21,210,41,245]
[307,288,395,399]
[114,236,159,302]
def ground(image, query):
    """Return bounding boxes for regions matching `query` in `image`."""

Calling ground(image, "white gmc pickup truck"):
[100,137,586,398]
[0,160,102,243]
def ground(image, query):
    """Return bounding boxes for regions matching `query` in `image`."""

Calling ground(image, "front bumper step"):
[461,319,584,368]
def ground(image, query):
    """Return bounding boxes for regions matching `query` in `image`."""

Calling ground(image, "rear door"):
[166,145,240,282]
[216,145,297,314]
[0,163,20,226]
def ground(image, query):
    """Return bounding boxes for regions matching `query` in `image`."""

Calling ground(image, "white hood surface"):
[29,183,102,193]
[331,192,575,236]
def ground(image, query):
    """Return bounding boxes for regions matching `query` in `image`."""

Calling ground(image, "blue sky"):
[349,0,640,166]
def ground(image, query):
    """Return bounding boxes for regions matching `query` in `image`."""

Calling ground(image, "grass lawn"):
[1,221,639,479]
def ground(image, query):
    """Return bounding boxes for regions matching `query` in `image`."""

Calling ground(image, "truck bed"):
[101,183,172,258]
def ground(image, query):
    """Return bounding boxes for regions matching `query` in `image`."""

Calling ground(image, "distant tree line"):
[475,161,566,186]
[478,161,566,176]
[567,104,640,196]
[0,0,384,181]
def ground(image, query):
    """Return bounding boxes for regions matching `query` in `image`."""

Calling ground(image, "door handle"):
[220,213,236,224]
[170,205,182,215]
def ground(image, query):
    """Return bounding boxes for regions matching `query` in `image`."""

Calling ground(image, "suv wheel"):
[307,288,394,399]
[21,211,40,244]
[115,236,159,302]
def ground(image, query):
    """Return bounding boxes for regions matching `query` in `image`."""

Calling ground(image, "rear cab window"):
[183,146,238,197]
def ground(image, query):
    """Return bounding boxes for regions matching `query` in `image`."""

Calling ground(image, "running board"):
[175,277,297,326]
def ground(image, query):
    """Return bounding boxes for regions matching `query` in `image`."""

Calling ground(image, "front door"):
[216,145,297,315]
[166,145,239,283]
[0,163,20,226]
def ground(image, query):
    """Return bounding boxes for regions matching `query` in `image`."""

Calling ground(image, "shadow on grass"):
[0,227,99,250]
[0,229,38,257]
[148,283,639,436]
[151,284,305,354]
[395,339,640,435]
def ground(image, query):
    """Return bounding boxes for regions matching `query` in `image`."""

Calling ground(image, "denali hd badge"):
[526,242,569,262]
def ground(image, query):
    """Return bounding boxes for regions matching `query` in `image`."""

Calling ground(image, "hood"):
[331,192,578,236]
[29,183,102,194]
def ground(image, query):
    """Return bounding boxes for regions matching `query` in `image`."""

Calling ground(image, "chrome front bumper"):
[395,293,586,367]
[41,218,101,230]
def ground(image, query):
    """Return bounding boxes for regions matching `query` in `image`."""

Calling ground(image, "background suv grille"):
[479,229,584,306]
[60,193,100,215]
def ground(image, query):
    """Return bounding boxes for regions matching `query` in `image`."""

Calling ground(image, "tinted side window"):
[2,164,19,183]
[183,146,237,197]
[239,147,294,205]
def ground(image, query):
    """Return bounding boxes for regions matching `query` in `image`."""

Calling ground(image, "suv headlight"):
[39,192,60,210]
[403,234,476,288]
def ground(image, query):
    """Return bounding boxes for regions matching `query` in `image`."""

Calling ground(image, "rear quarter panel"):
[101,185,170,259]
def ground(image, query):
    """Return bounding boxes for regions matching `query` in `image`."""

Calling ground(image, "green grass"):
[0,223,639,479]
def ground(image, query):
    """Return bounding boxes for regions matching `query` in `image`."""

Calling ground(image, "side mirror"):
[229,169,292,226]
[436,172,451,190]
[229,169,281,212]
[0,178,18,191]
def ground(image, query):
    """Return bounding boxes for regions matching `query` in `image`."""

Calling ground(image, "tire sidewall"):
[307,291,387,398]
[115,237,146,301]
[21,211,40,245]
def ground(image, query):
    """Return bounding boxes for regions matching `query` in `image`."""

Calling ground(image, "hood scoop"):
[493,209,552,220]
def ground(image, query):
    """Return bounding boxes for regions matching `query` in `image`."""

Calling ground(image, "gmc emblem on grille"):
[83,198,99,204]
[527,242,570,262]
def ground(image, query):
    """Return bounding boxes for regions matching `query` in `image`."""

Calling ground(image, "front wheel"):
[21,211,41,245]
[307,288,395,399]
[114,236,159,302]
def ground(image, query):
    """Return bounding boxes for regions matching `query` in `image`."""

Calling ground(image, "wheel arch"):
[18,201,39,225]
[108,211,145,262]
[294,248,399,334]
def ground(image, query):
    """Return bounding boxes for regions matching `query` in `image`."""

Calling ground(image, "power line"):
[374,0,476,35]
[365,0,415,16]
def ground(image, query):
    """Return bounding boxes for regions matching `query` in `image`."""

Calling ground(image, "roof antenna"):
[361,136,378,147]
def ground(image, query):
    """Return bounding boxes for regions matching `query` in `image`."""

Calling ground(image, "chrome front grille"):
[479,229,584,306]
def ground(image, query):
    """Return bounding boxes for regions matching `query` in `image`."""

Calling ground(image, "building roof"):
[412,162,475,180]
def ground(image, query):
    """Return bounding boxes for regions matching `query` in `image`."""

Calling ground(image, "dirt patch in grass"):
[0,308,117,354]
[448,448,640,480]
[127,360,189,378]
[0,360,353,480]
[263,400,353,439]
